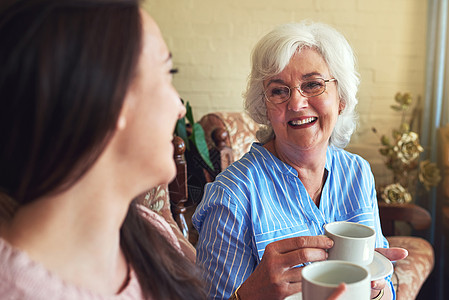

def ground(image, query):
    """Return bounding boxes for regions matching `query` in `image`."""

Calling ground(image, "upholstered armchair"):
[378,202,434,299]
[198,111,435,300]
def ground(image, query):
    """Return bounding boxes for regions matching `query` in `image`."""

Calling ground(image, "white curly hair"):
[244,21,360,148]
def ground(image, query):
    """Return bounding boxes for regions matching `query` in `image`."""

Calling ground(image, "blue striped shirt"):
[192,143,392,299]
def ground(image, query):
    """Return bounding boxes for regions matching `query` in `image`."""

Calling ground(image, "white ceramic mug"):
[324,221,376,266]
[301,260,371,300]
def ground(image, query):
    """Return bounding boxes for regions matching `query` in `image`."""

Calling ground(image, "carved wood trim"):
[168,136,189,240]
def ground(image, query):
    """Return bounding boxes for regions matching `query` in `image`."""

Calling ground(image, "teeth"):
[290,117,316,126]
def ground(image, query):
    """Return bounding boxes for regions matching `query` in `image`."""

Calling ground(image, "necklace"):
[312,169,327,204]
[312,183,324,202]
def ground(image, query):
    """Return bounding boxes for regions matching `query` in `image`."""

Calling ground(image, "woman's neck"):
[265,139,328,205]
[0,172,131,295]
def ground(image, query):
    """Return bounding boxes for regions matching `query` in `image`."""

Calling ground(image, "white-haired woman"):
[193,22,407,300]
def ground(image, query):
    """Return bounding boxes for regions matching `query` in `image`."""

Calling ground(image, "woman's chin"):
[137,160,177,192]
[157,161,177,186]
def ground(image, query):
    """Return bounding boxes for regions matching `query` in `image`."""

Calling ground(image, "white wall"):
[144,0,428,186]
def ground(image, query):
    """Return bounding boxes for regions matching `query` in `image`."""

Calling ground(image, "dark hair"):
[0,0,204,298]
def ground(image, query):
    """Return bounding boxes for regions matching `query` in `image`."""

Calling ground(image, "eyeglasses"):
[263,78,337,104]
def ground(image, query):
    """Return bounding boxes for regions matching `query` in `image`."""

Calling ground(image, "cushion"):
[199,112,259,161]
[387,236,434,300]
[136,185,196,263]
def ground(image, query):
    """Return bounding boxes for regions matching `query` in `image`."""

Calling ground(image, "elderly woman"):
[193,22,407,300]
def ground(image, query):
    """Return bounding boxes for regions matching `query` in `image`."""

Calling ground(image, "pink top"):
[0,205,181,299]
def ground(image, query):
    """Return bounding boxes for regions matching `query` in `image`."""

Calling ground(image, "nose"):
[287,88,308,111]
[177,97,186,119]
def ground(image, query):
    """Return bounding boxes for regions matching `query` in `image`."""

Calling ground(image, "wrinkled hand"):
[237,236,334,300]
[370,247,408,299]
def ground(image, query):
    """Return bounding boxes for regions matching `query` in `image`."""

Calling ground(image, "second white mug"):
[302,260,371,300]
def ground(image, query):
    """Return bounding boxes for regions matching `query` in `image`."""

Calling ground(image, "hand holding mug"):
[369,247,408,299]
[237,235,333,300]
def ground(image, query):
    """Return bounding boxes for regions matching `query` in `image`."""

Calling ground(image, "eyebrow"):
[265,72,325,87]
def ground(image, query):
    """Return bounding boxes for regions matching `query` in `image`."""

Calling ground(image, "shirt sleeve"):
[366,169,389,250]
[193,183,254,300]
[365,164,396,300]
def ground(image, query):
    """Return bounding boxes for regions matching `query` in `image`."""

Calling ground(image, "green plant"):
[372,92,441,203]
[175,101,214,170]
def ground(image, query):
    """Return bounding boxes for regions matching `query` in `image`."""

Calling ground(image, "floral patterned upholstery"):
[199,111,259,161]
[135,185,196,263]
[200,110,435,299]
[387,236,434,299]
[138,184,171,221]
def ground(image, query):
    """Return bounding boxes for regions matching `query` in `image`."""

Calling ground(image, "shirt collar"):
[250,142,334,176]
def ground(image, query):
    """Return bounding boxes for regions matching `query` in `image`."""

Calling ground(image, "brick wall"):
[144,0,428,186]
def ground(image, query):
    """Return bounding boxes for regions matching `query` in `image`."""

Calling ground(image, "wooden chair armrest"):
[378,202,431,236]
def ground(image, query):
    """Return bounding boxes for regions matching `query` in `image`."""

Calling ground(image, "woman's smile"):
[288,117,318,128]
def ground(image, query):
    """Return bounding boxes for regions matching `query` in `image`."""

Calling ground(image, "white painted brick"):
[146,0,428,184]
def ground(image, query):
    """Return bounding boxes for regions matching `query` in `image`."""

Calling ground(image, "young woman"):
[0,0,204,299]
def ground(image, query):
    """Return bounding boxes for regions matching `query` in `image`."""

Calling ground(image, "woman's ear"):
[117,114,127,130]
[116,101,129,131]
[338,99,346,114]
